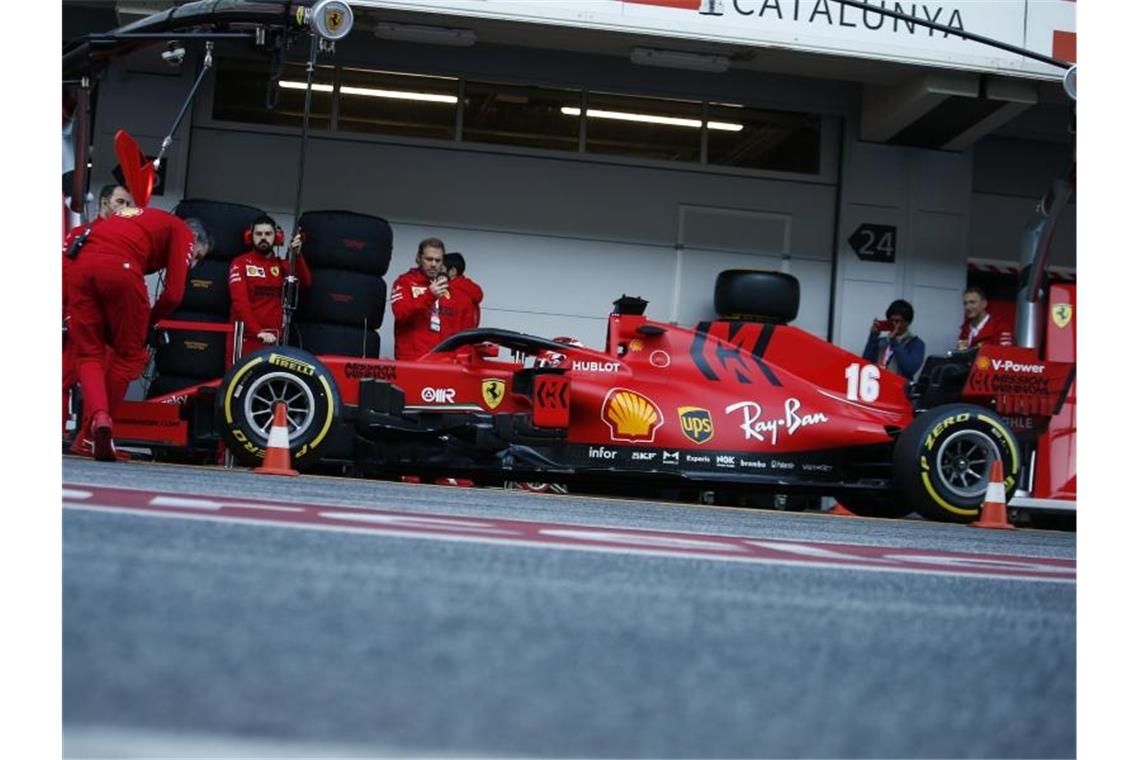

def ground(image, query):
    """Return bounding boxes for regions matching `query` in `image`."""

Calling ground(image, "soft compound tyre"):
[292,321,380,357]
[177,259,231,315]
[215,347,340,470]
[174,199,266,261]
[892,403,1021,523]
[714,270,799,323]
[297,270,385,327]
[298,210,393,276]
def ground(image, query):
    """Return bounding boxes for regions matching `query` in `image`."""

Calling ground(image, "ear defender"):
[244,226,286,247]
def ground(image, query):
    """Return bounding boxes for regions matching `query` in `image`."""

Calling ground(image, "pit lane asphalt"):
[63,458,1075,758]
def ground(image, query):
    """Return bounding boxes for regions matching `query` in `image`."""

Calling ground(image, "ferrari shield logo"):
[325,8,344,33]
[481,379,506,410]
[677,407,714,445]
[1051,303,1073,328]
[270,266,280,277]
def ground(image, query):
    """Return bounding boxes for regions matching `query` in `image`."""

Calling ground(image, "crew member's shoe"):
[68,434,131,462]
[91,411,117,462]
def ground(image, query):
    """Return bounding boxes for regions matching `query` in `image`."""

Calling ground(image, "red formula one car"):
[112,272,1074,523]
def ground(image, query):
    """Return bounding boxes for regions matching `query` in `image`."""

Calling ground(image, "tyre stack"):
[147,199,266,398]
[291,210,392,357]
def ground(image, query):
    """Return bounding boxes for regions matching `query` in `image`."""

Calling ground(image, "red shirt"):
[958,312,1012,348]
[79,207,197,324]
[391,268,462,360]
[446,275,484,332]
[228,250,312,336]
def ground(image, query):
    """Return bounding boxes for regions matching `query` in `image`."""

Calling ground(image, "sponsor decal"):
[344,362,396,381]
[411,286,427,298]
[649,350,671,368]
[1052,303,1073,329]
[535,375,569,409]
[690,321,781,386]
[800,463,834,473]
[969,372,1051,396]
[771,460,795,470]
[481,378,506,410]
[183,340,209,351]
[991,359,1046,374]
[677,406,714,445]
[245,264,266,277]
[588,446,618,460]
[601,388,663,442]
[724,398,828,444]
[420,387,457,403]
[715,455,736,469]
[739,458,767,469]
[269,353,316,376]
[571,361,621,373]
[114,207,143,218]
[976,355,991,370]
[160,393,191,405]
[629,339,644,352]
[270,266,280,277]
[684,453,711,464]
[662,451,680,465]
[631,451,657,462]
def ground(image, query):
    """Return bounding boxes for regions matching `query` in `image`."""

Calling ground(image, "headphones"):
[244,223,285,247]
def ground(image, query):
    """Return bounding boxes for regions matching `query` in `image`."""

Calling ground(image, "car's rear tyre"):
[297,270,386,327]
[892,403,1020,523]
[215,347,340,470]
[298,210,393,276]
[714,270,799,323]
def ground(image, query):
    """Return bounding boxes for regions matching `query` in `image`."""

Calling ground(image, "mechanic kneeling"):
[227,214,311,366]
[67,207,212,461]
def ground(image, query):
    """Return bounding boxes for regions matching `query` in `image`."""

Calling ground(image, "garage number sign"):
[848,224,897,263]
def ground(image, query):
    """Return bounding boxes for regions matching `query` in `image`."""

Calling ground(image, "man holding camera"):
[862,299,925,382]
[226,214,311,366]
[391,237,456,360]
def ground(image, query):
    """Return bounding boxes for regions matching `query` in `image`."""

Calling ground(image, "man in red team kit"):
[62,184,134,433]
[226,214,311,365]
[391,237,455,360]
[67,206,212,461]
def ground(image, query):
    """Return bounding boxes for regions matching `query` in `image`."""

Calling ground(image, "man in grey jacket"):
[862,299,925,382]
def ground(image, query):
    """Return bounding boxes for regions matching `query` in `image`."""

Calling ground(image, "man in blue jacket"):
[862,299,925,382]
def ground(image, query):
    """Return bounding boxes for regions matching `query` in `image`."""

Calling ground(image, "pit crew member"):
[391,237,455,359]
[443,251,484,331]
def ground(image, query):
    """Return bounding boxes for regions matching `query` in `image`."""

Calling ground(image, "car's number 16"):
[844,363,880,402]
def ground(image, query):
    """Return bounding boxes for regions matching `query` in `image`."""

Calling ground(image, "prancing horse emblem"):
[481,378,506,410]
[1051,303,1073,328]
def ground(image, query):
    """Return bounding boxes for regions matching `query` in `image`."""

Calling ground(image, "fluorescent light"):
[278,81,334,92]
[340,85,457,104]
[374,22,476,47]
[630,47,730,73]
[278,81,457,104]
[561,107,742,131]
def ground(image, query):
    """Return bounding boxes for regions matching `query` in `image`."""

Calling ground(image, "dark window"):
[212,58,334,129]
[463,82,579,152]
[582,92,702,162]
[337,68,458,140]
[706,104,821,174]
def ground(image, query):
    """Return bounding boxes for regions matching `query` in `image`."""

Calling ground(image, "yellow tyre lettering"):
[223,357,265,425]
[978,413,1020,475]
[292,375,336,460]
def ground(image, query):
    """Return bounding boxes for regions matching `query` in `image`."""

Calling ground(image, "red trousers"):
[67,255,151,422]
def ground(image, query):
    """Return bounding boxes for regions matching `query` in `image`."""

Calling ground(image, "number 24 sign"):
[848,224,897,263]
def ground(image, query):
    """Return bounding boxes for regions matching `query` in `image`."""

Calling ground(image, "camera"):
[161,41,186,67]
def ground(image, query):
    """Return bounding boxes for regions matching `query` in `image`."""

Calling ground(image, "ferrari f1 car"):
[110,271,1074,523]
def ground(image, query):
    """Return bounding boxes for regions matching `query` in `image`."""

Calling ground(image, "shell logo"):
[976,356,990,370]
[602,388,662,442]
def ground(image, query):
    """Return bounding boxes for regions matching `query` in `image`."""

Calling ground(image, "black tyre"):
[714,270,799,323]
[167,309,228,324]
[298,210,393,276]
[178,259,232,315]
[154,323,227,379]
[215,347,340,470]
[292,321,380,357]
[174,199,266,262]
[297,270,385,327]
[892,403,1021,523]
[146,375,203,399]
[837,495,912,519]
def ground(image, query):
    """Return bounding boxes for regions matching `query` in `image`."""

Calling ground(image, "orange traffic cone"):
[828,501,856,517]
[970,459,1015,530]
[254,402,298,477]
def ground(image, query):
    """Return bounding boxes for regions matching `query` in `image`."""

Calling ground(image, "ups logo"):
[678,407,714,445]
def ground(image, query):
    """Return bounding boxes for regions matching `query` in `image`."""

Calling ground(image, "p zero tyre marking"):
[978,413,1021,475]
[223,356,265,426]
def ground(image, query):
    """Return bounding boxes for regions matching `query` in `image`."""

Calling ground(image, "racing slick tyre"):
[297,271,386,327]
[215,347,340,470]
[892,403,1021,524]
[297,210,393,276]
[176,259,231,315]
[714,270,799,323]
[292,321,380,358]
[174,199,266,261]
